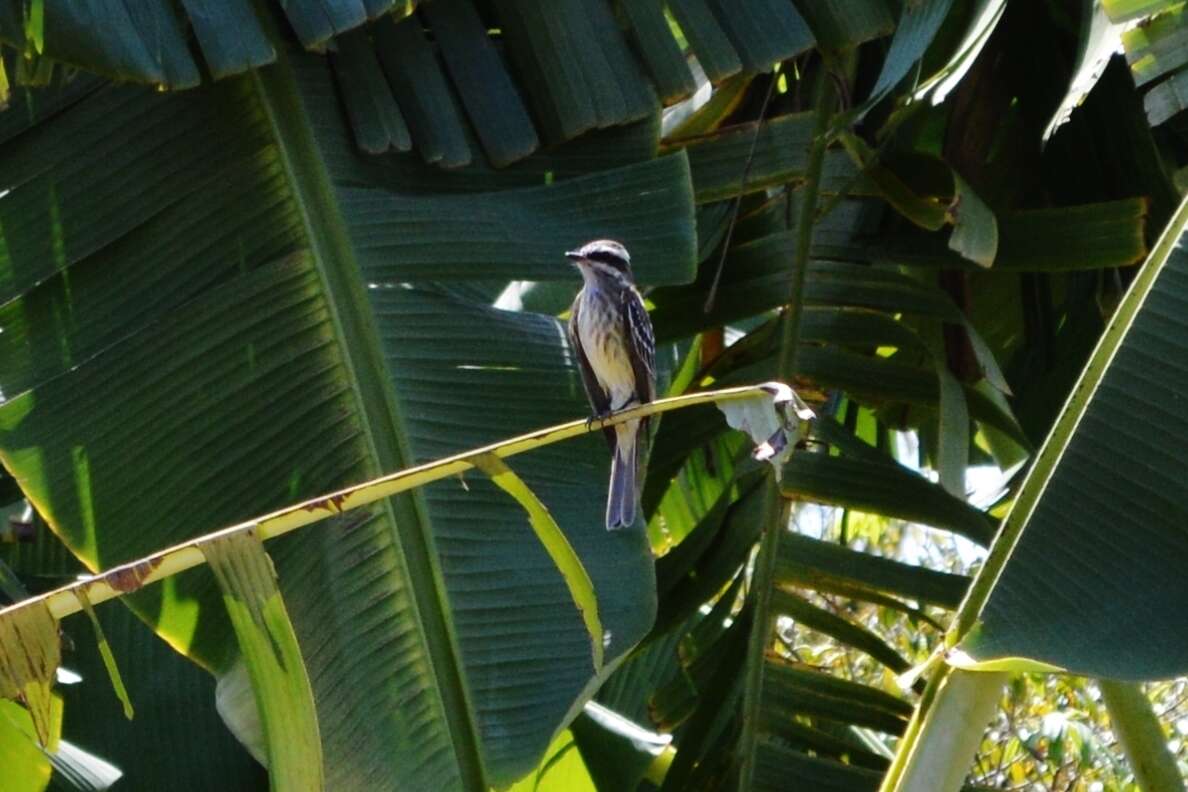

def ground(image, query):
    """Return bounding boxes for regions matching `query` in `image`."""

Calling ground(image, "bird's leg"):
[585,409,612,432]
[585,398,639,431]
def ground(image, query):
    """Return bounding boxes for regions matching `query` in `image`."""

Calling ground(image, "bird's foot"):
[586,400,640,430]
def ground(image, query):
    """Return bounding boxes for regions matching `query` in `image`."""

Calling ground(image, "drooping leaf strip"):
[203,531,324,792]
[473,455,604,672]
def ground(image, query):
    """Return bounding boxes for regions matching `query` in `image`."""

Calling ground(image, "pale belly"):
[577,290,638,411]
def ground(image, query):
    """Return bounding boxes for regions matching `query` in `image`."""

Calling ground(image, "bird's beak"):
[565,251,584,262]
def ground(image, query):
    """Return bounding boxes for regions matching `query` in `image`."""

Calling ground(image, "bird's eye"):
[586,251,627,269]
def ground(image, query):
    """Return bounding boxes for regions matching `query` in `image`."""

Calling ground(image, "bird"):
[565,239,656,530]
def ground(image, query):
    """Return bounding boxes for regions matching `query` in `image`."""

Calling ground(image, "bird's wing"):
[568,296,615,450]
[623,286,656,404]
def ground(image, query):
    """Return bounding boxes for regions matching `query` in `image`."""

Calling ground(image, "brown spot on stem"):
[103,558,163,594]
[303,492,349,514]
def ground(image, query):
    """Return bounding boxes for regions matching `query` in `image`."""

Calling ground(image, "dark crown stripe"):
[586,249,629,270]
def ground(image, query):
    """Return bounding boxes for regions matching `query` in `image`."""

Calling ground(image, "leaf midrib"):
[248,46,487,790]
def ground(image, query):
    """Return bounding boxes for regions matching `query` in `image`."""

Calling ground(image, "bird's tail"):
[607,420,640,530]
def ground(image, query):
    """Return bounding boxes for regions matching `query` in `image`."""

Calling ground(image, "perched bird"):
[566,240,656,530]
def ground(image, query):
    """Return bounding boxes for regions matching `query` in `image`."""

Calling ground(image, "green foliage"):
[1,1,1188,791]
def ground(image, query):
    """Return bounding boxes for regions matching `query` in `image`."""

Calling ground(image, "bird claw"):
[585,412,610,431]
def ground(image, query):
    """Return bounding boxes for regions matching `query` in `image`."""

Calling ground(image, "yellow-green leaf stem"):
[739,66,835,791]
[0,384,781,631]
[878,668,1007,792]
[1099,681,1186,792]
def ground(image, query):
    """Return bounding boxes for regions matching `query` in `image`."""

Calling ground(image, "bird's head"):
[566,239,634,285]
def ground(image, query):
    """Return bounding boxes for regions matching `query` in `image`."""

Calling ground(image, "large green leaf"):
[0,0,819,171]
[0,42,698,790]
[955,193,1188,679]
